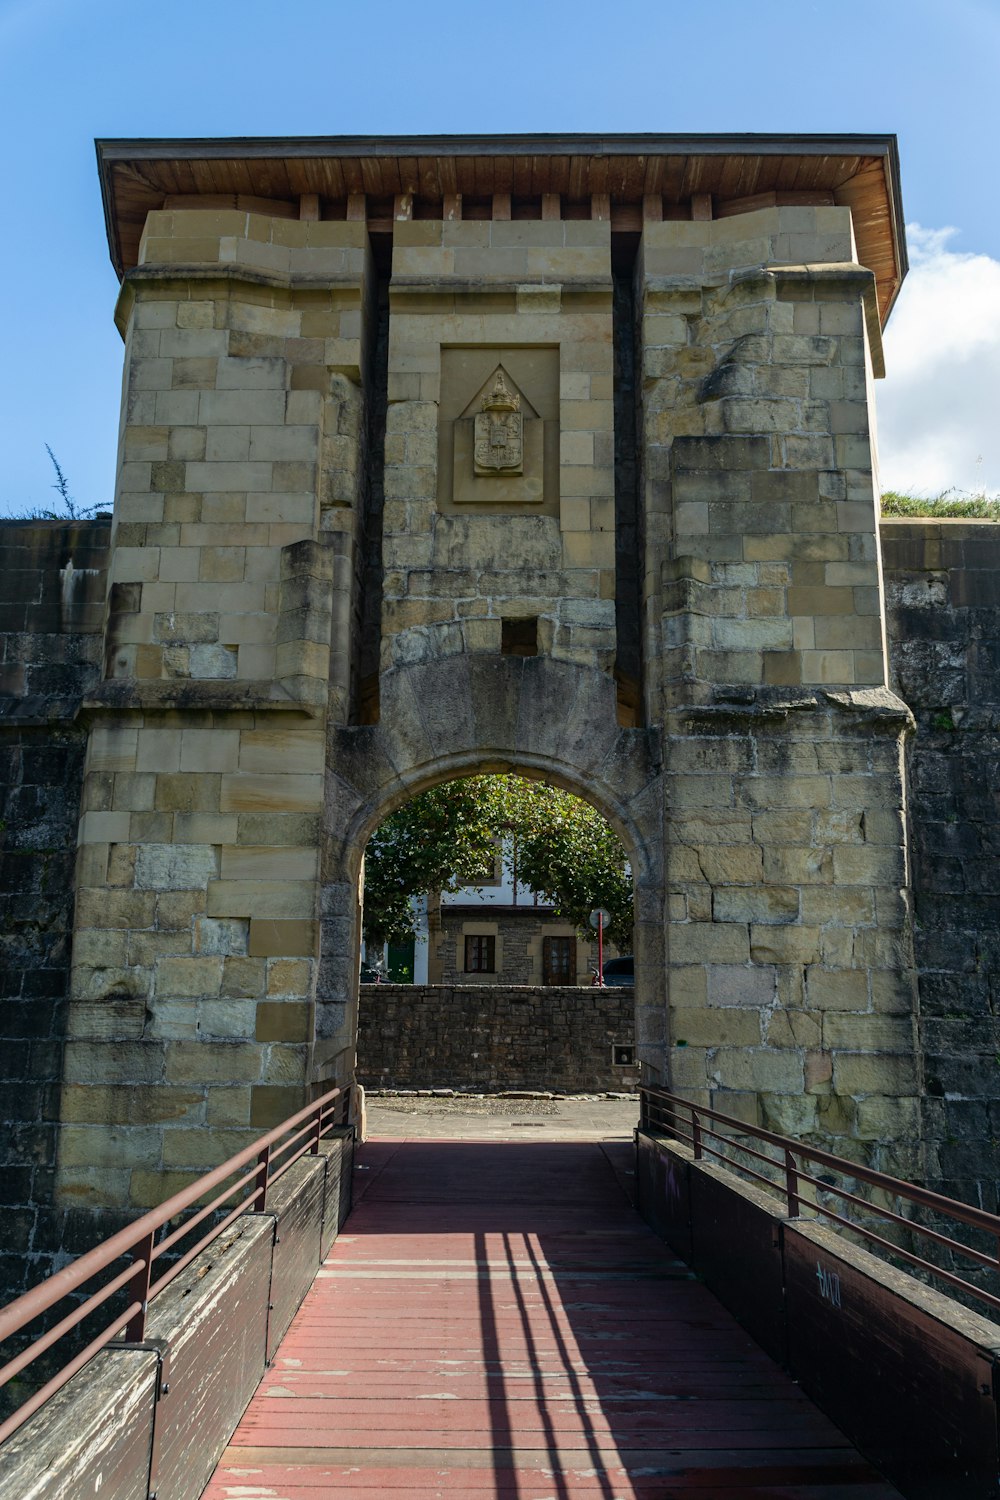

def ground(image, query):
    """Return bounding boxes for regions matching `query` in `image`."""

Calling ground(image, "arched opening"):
[312,654,666,1103]
[355,773,638,1095]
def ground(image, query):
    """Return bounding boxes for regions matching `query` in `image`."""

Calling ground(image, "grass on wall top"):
[881,490,1000,519]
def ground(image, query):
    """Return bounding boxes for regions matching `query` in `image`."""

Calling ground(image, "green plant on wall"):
[881,488,1000,519]
[15,447,105,521]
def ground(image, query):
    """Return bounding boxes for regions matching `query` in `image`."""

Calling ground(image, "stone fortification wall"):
[0,168,993,1311]
[357,983,637,1093]
[882,520,1000,1210]
[0,519,110,1301]
[5,510,1000,1294]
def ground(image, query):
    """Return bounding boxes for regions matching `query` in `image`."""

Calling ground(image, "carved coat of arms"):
[474,369,523,475]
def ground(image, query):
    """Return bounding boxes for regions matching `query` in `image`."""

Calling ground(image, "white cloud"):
[876,223,1000,497]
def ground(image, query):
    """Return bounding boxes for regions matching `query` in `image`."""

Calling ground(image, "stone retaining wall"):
[0,519,110,1305]
[357,983,638,1092]
[883,520,1000,1210]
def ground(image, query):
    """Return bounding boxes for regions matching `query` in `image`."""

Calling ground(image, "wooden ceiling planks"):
[543,155,572,197]
[835,157,904,322]
[510,155,533,197]
[227,159,257,198]
[96,135,906,319]
[714,155,761,201]
[587,155,611,198]
[492,155,515,194]
[530,155,552,197]
[567,156,589,200]
[475,155,496,195]
[417,156,444,199]
[203,159,234,197]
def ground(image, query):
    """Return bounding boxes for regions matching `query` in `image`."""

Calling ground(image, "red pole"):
[597,917,604,986]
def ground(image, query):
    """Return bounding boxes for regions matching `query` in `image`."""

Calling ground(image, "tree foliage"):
[499,778,633,948]
[362,775,632,950]
[361,779,498,947]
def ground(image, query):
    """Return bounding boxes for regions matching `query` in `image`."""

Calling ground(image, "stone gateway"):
[9,133,980,1293]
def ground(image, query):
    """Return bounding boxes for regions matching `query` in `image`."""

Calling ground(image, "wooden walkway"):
[203,1137,900,1499]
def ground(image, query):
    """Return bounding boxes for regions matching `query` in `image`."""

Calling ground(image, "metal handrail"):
[640,1084,1000,1318]
[0,1084,351,1445]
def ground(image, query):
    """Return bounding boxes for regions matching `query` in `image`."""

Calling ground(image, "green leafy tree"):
[361,779,498,947]
[362,775,632,950]
[497,778,633,949]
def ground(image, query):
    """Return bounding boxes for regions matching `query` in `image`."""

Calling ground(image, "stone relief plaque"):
[438,348,558,513]
[473,369,523,476]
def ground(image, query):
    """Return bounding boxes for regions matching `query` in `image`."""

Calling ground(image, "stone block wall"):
[430,905,605,987]
[2,176,981,1303]
[661,695,918,1155]
[883,520,1000,1210]
[357,983,637,1092]
[638,211,884,703]
[635,209,920,1169]
[56,210,376,1215]
[0,519,110,1301]
[381,217,617,673]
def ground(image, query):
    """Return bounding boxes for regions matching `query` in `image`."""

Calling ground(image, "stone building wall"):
[635,212,920,1170]
[56,214,376,1218]
[430,904,608,986]
[357,983,637,1092]
[0,520,110,1301]
[5,510,1000,1284]
[381,219,617,676]
[882,520,1000,1211]
[0,145,963,1299]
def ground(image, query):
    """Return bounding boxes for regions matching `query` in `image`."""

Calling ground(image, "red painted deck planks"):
[203,1137,901,1499]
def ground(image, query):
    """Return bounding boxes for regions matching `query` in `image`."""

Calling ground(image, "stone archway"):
[315,655,665,1089]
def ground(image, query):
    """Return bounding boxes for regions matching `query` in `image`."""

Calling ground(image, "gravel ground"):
[364,1091,640,1141]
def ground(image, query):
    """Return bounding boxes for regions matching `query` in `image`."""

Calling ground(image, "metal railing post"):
[692,1106,703,1161]
[256,1144,271,1213]
[785,1147,801,1219]
[124,1231,155,1342]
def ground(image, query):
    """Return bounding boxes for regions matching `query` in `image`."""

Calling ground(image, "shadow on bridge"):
[204,1137,899,1499]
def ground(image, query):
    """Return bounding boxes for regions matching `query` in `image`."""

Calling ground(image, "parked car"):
[602,955,634,986]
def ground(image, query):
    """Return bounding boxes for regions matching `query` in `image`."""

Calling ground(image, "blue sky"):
[1,0,997,514]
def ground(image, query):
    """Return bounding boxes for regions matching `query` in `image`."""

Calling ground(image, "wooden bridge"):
[2,1089,999,1499]
[205,1133,898,1499]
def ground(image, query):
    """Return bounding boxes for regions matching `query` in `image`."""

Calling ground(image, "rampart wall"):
[3,511,999,1295]
[357,982,637,1093]
[0,521,110,1297]
[882,520,1000,1209]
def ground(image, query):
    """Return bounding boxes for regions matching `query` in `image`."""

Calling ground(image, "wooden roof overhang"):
[96,133,907,324]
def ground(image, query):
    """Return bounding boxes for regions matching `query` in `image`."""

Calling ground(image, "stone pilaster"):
[59,212,372,1208]
[637,208,921,1168]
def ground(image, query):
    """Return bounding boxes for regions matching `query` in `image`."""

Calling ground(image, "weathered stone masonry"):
[6,133,980,1296]
[0,521,110,1295]
[8,509,996,1293]
[357,983,637,1094]
[883,521,1000,1212]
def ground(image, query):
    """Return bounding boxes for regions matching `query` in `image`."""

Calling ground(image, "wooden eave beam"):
[95,133,907,322]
